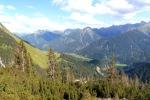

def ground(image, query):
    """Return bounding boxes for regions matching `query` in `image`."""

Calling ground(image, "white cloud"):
[0,12,106,34]
[0,11,86,33]
[0,4,71,33]
[0,0,149,34]
[123,12,136,20]
[93,3,117,15]
[64,0,93,13]
[53,0,150,20]
[123,6,150,22]
[52,0,66,6]
[0,1,108,34]
[0,14,68,33]
[106,0,134,11]
[6,5,16,10]
[52,0,116,27]
[0,4,16,10]
[142,0,150,4]
[70,12,104,25]
[0,5,4,13]
[60,0,117,15]
[53,0,137,15]
[132,0,150,5]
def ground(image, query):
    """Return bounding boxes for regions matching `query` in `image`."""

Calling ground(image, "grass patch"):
[116,63,127,69]
[65,53,92,61]
[2,26,49,69]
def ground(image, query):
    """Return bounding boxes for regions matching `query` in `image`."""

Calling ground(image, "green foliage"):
[14,41,33,76]
[1,23,150,99]
[1,54,150,100]
[47,49,61,82]
[66,53,92,62]
[0,22,48,69]
[0,67,81,100]
[0,29,17,65]
[61,53,96,78]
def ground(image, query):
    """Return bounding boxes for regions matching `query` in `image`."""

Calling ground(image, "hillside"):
[0,23,18,65]
[1,25,150,100]
[21,30,62,50]
[124,62,150,82]
[19,22,150,65]
[21,27,101,52]
[20,22,146,53]
[79,25,150,64]
[0,23,98,77]
[93,21,146,38]
[1,0,150,99]
[60,53,98,77]
[0,23,48,68]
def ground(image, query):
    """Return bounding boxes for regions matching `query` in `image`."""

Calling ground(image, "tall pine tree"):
[62,67,75,83]
[14,40,33,76]
[47,49,61,81]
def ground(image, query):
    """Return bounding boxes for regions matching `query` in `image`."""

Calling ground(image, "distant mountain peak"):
[19,21,150,58]
[64,29,73,35]
[140,21,147,24]
[82,27,93,35]
[35,30,49,34]
[83,27,92,32]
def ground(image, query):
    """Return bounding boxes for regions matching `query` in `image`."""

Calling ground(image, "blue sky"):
[0,0,150,33]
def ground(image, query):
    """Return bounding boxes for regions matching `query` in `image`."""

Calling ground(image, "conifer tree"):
[14,40,33,75]
[14,47,22,68]
[107,54,117,80]
[120,70,129,87]
[133,74,140,88]
[26,53,33,76]
[110,54,116,78]
[62,67,75,83]
[19,40,27,72]
[47,49,60,81]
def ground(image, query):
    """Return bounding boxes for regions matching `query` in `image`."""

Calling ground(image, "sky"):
[0,0,150,34]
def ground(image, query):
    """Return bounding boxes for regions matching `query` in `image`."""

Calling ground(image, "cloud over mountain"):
[0,0,149,33]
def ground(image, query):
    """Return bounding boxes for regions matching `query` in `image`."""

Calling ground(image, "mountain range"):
[20,21,150,65]
[1,21,150,81]
[21,22,146,51]
[0,22,96,77]
[2,22,150,99]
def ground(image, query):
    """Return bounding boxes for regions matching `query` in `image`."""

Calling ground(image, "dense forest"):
[1,0,150,99]
[1,41,150,100]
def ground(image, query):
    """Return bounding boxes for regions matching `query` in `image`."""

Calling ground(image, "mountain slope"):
[0,23,48,68]
[60,53,97,77]
[17,21,150,65]
[21,30,62,50]
[79,29,150,64]
[0,23,18,65]
[20,22,147,53]
[93,21,146,38]
[124,62,150,82]
[48,27,101,52]
[0,22,97,75]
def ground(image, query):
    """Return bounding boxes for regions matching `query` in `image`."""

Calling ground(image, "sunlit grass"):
[65,53,92,61]
[4,27,49,69]
[116,63,127,68]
